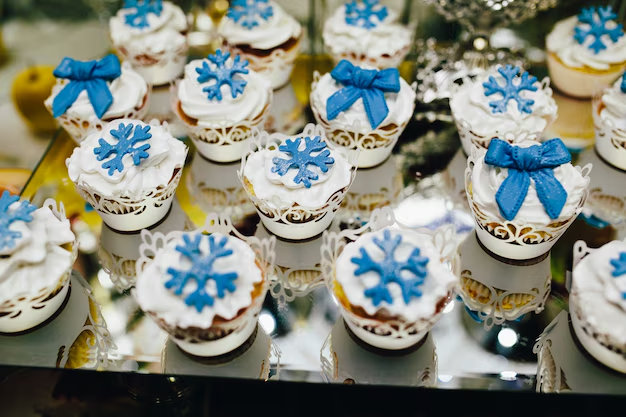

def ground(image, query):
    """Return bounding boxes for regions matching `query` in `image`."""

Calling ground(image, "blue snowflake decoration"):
[93,122,152,176]
[227,0,274,30]
[610,252,626,277]
[123,0,163,29]
[482,65,538,114]
[196,50,249,101]
[350,229,429,307]
[271,136,335,188]
[0,191,36,251]
[345,0,388,29]
[574,6,624,54]
[165,234,238,313]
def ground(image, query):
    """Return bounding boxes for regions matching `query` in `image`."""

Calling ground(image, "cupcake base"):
[114,42,188,87]
[592,94,626,171]
[342,313,428,351]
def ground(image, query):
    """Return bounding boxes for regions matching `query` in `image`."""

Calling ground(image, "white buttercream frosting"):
[135,231,263,329]
[219,1,301,50]
[546,15,626,71]
[335,227,457,323]
[177,56,271,128]
[470,141,589,226]
[450,66,558,138]
[66,119,188,200]
[599,77,626,130]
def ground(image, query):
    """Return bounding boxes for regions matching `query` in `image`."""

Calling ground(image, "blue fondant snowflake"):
[123,0,163,29]
[482,65,538,114]
[345,0,388,29]
[227,0,274,30]
[196,50,249,101]
[165,234,238,313]
[93,122,152,176]
[575,6,624,54]
[350,229,429,307]
[271,136,335,188]
[610,252,626,277]
[0,191,36,251]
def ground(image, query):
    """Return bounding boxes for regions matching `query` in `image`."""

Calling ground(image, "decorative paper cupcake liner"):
[533,312,573,393]
[135,212,275,357]
[113,39,188,86]
[329,43,411,70]
[310,72,416,168]
[592,93,626,171]
[239,123,358,241]
[454,118,543,156]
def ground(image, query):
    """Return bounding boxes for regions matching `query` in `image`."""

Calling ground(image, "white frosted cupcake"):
[450,65,557,155]
[466,138,590,260]
[323,0,412,69]
[546,6,626,98]
[173,49,272,163]
[310,60,416,168]
[219,0,302,89]
[44,55,150,144]
[66,118,188,232]
[0,195,77,334]
[593,73,626,170]
[109,0,188,86]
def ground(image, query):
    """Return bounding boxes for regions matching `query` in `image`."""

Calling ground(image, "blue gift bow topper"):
[271,136,335,188]
[51,54,122,119]
[227,0,274,30]
[123,0,163,29]
[93,122,152,176]
[344,0,388,29]
[482,65,538,115]
[195,50,249,101]
[484,139,572,222]
[0,191,37,252]
[575,6,624,54]
[326,60,400,130]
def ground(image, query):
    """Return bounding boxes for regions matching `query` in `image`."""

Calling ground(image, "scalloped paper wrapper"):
[0,199,79,334]
[172,82,273,163]
[329,42,411,70]
[592,92,626,171]
[321,207,458,350]
[239,123,358,241]
[134,212,275,357]
[310,72,416,168]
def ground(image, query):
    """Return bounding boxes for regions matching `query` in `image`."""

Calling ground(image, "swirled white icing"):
[599,78,626,130]
[335,227,457,323]
[45,63,148,122]
[109,1,188,55]
[449,67,558,138]
[66,119,188,200]
[177,57,271,127]
[546,15,626,70]
[0,204,75,303]
[134,231,263,329]
[219,1,301,50]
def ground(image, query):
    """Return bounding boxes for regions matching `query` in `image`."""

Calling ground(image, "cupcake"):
[593,72,626,170]
[219,0,302,89]
[449,64,558,155]
[66,118,188,232]
[44,54,150,144]
[570,240,626,373]
[173,49,272,163]
[322,0,412,69]
[0,195,77,334]
[546,5,626,98]
[310,60,416,168]
[239,123,357,240]
[466,138,591,260]
[109,0,188,86]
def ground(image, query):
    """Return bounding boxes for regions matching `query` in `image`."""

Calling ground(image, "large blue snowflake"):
[165,234,238,313]
[574,6,624,54]
[345,0,388,29]
[271,136,335,188]
[93,122,152,176]
[227,0,274,30]
[123,0,163,29]
[610,252,626,277]
[350,229,429,307]
[196,50,249,101]
[0,191,36,251]
[482,65,538,114]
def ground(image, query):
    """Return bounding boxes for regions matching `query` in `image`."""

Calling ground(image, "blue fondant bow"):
[326,60,400,129]
[484,139,571,221]
[52,54,122,119]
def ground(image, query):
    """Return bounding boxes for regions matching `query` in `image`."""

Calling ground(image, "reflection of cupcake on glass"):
[109,0,188,86]
[173,49,272,163]
[322,0,412,69]
[66,119,188,232]
[44,54,150,144]
[593,73,626,170]
[219,0,302,89]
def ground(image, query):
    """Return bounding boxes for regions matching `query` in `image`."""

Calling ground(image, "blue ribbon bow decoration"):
[326,60,400,129]
[52,54,122,119]
[484,139,572,221]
